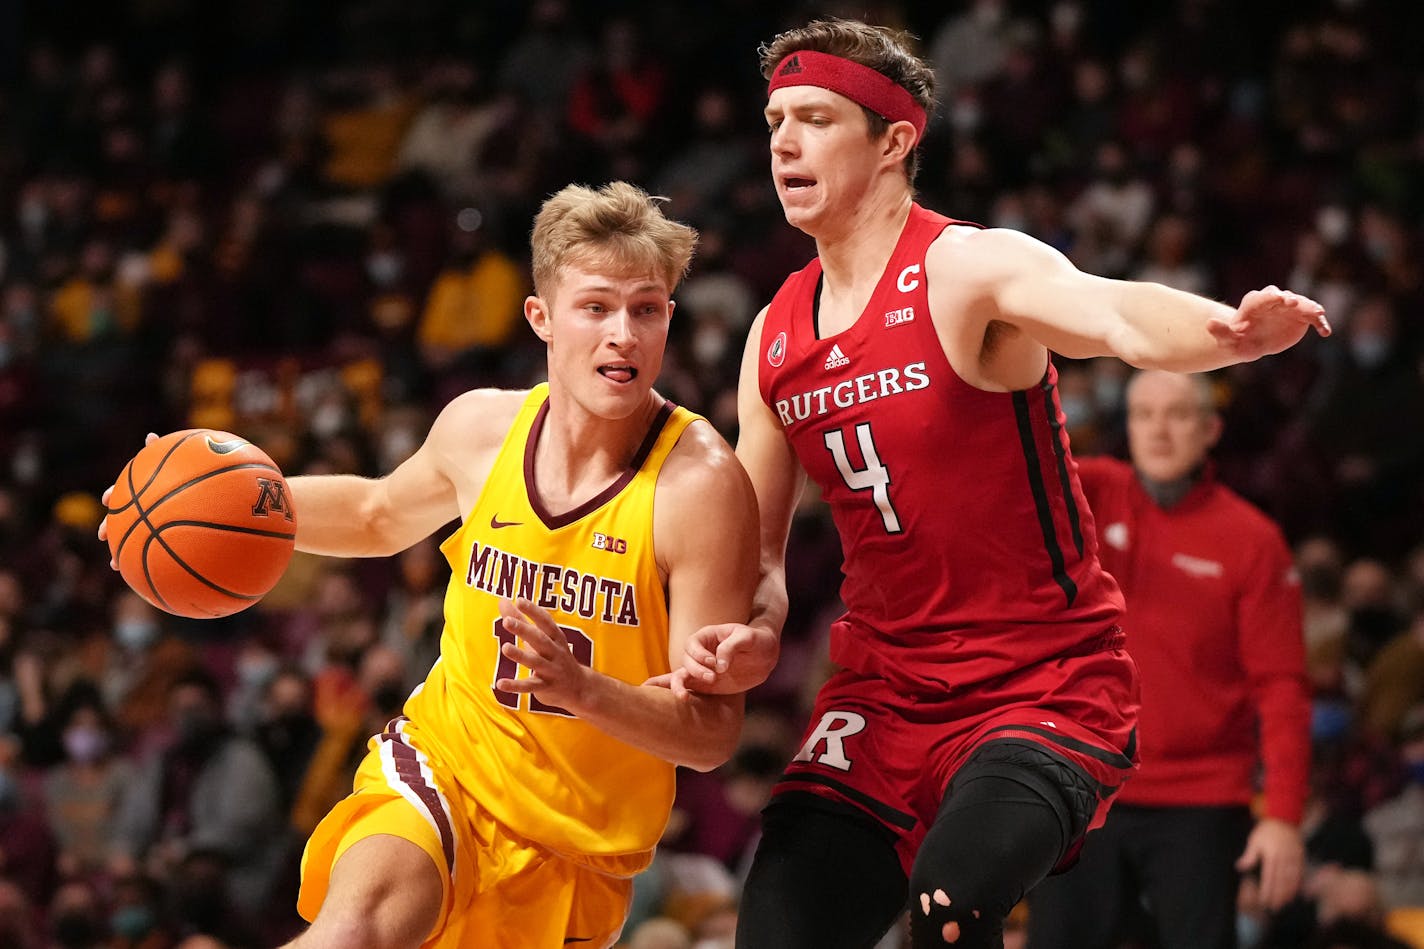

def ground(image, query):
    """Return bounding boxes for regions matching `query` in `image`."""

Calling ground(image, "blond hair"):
[760,18,936,183]
[530,182,697,301]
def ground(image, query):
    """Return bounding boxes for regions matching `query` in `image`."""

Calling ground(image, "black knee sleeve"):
[907,741,1095,949]
[737,796,909,949]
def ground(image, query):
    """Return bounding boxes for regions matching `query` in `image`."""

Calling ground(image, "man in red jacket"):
[1027,369,1311,949]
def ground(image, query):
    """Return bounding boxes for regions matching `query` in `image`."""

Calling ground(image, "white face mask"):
[1349,333,1391,369]
[1316,205,1352,246]
[64,725,109,763]
[114,619,158,651]
[692,324,729,366]
[366,252,403,287]
[1059,394,1096,427]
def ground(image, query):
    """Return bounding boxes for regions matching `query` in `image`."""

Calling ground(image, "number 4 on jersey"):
[824,423,903,534]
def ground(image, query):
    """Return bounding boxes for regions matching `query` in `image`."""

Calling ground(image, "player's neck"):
[814,187,913,295]
[534,390,664,508]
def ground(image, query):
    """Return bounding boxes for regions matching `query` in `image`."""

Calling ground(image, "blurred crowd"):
[0,0,1422,947]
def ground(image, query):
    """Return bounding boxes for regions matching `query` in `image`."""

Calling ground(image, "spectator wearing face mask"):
[109,669,283,928]
[1307,296,1424,560]
[83,591,197,747]
[1364,705,1424,909]
[47,878,107,949]
[289,645,408,836]
[1361,604,1424,743]
[41,684,130,878]
[0,734,57,911]
[252,666,322,816]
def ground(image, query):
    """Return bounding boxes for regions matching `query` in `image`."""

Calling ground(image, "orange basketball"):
[105,429,298,618]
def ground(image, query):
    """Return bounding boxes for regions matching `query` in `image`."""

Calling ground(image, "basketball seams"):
[114,462,283,559]
[110,430,205,517]
[106,429,297,618]
[154,520,297,541]
[139,531,260,616]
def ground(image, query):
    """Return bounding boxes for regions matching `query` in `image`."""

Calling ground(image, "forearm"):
[1105,280,1237,371]
[566,674,743,772]
[1256,676,1312,823]
[747,557,789,644]
[288,474,403,558]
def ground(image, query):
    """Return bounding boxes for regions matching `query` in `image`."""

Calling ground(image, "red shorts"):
[773,644,1140,875]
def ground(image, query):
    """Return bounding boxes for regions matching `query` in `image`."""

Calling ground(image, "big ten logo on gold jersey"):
[462,541,640,626]
[591,532,627,554]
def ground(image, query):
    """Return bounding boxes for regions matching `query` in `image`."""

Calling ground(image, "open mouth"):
[782,176,816,192]
[598,365,638,384]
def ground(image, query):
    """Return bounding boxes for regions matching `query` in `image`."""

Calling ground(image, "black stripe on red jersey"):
[811,272,826,339]
[1012,391,1078,606]
[981,722,1136,772]
[776,771,918,830]
[1041,378,1085,557]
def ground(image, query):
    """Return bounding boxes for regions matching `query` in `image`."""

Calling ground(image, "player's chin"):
[589,376,649,415]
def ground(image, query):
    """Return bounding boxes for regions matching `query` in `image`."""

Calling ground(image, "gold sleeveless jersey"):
[404,384,698,866]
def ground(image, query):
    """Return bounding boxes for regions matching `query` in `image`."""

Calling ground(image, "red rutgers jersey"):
[759,204,1125,696]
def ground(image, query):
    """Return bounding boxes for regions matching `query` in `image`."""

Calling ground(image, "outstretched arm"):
[287,389,511,558]
[947,228,1330,372]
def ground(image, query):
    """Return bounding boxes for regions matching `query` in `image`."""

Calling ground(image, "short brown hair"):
[530,181,698,300]
[760,18,936,183]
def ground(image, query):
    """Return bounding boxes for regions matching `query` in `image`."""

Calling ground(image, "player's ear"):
[882,120,917,165]
[525,295,552,342]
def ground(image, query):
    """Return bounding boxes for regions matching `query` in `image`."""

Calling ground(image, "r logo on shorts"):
[793,710,867,771]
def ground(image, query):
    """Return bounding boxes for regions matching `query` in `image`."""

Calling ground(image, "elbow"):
[681,720,742,773]
[362,506,406,558]
[682,741,736,773]
[1102,325,1155,370]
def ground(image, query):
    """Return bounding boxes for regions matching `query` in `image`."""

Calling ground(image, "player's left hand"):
[496,597,590,711]
[1207,286,1330,360]
[96,432,159,569]
[1235,817,1305,911]
[652,623,780,699]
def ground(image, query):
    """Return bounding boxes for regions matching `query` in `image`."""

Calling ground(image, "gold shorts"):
[297,722,635,949]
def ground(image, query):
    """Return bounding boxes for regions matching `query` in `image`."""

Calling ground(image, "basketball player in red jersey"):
[663,18,1330,949]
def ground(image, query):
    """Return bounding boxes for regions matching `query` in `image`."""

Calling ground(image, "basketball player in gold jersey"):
[95,183,758,948]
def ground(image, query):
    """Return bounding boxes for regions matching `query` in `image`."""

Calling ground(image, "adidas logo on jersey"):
[824,344,850,370]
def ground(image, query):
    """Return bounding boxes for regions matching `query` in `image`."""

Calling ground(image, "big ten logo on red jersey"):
[591,532,627,554]
[884,305,914,327]
[793,710,867,772]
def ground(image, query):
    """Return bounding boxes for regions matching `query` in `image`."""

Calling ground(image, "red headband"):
[768,50,927,141]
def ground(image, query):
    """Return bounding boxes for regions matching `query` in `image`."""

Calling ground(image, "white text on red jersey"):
[774,361,930,426]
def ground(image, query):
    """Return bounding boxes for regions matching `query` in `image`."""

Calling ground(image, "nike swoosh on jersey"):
[490,514,522,529]
[205,435,249,454]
